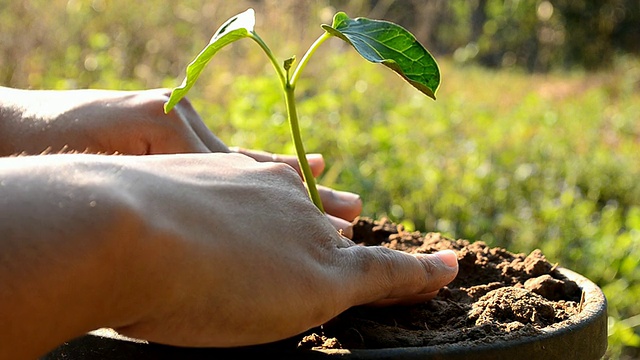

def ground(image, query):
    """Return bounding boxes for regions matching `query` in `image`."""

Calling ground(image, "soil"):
[295,216,583,350]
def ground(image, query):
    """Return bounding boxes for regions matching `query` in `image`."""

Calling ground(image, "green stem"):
[290,32,331,87]
[249,30,330,212]
[284,32,333,212]
[283,83,324,212]
[249,31,287,88]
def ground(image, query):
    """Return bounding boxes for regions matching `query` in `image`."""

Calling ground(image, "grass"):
[1,1,639,358]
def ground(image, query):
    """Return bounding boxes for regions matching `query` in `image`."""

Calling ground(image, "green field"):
[2,1,639,358]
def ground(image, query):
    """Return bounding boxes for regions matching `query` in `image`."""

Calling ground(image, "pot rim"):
[43,267,608,360]
[309,267,608,360]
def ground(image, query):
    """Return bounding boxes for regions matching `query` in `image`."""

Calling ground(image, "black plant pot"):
[42,267,607,360]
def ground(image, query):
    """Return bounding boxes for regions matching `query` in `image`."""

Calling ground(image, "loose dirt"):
[297,217,582,350]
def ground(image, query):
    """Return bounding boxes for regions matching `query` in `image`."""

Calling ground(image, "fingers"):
[166,92,230,153]
[230,148,362,221]
[318,185,362,222]
[150,129,212,154]
[153,89,228,154]
[326,214,355,239]
[339,248,458,306]
[229,147,325,178]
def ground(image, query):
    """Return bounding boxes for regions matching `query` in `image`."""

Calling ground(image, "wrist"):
[0,154,145,358]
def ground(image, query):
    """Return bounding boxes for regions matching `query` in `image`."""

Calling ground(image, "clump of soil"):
[298,217,582,350]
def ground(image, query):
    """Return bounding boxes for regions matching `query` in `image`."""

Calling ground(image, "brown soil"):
[296,216,583,350]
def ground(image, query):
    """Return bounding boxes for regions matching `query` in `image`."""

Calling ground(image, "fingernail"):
[435,250,458,268]
[305,153,324,168]
[334,190,361,204]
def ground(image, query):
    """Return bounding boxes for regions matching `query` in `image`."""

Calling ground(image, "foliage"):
[1,1,639,358]
[163,8,440,211]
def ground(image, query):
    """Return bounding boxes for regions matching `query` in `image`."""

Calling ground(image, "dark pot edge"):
[42,267,608,360]
[316,267,608,360]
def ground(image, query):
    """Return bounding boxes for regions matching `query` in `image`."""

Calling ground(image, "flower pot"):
[41,267,607,360]
[42,218,608,360]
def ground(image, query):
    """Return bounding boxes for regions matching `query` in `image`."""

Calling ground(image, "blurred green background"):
[1,1,639,358]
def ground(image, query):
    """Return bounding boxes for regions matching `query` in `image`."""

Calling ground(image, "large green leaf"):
[164,9,255,113]
[322,12,440,100]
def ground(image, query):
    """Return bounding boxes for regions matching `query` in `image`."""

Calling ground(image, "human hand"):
[116,153,457,347]
[0,87,229,156]
[87,153,458,347]
[231,147,362,237]
[0,153,458,358]
[0,87,361,235]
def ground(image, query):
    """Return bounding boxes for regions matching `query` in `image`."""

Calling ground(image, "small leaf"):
[283,56,296,71]
[322,12,440,99]
[164,9,256,113]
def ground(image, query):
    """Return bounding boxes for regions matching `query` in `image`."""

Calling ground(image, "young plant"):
[164,8,440,213]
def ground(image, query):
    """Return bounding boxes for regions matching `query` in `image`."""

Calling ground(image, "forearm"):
[0,87,27,155]
[0,86,55,156]
[0,87,119,156]
[0,155,141,359]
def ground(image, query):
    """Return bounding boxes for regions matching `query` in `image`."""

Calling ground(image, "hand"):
[231,147,362,237]
[0,87,229,155]
[0,153,458,358]
[107,153,457,347]
[0,87,362,235]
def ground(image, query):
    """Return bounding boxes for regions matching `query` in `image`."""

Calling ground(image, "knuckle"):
[356,246,401,285]
[267,161,300,179]
[417,255,440,276]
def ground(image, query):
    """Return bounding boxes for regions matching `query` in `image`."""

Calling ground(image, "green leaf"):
[164,8,256,113]
[322,12,440,100]
[283,56,296,71]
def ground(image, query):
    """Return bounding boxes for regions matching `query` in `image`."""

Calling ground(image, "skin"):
[0,86,359,236]
[0,87,459,359]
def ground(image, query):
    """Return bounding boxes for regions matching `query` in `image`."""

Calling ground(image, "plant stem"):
[249,32,287,88]
[249,30,329,212]
[290,32,331,87]
[283,83,324,212]
[284,32,333,212]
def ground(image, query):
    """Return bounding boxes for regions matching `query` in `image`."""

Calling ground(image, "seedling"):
[164,8,440,212]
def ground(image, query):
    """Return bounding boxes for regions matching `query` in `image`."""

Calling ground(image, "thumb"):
[338,247,458,307]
